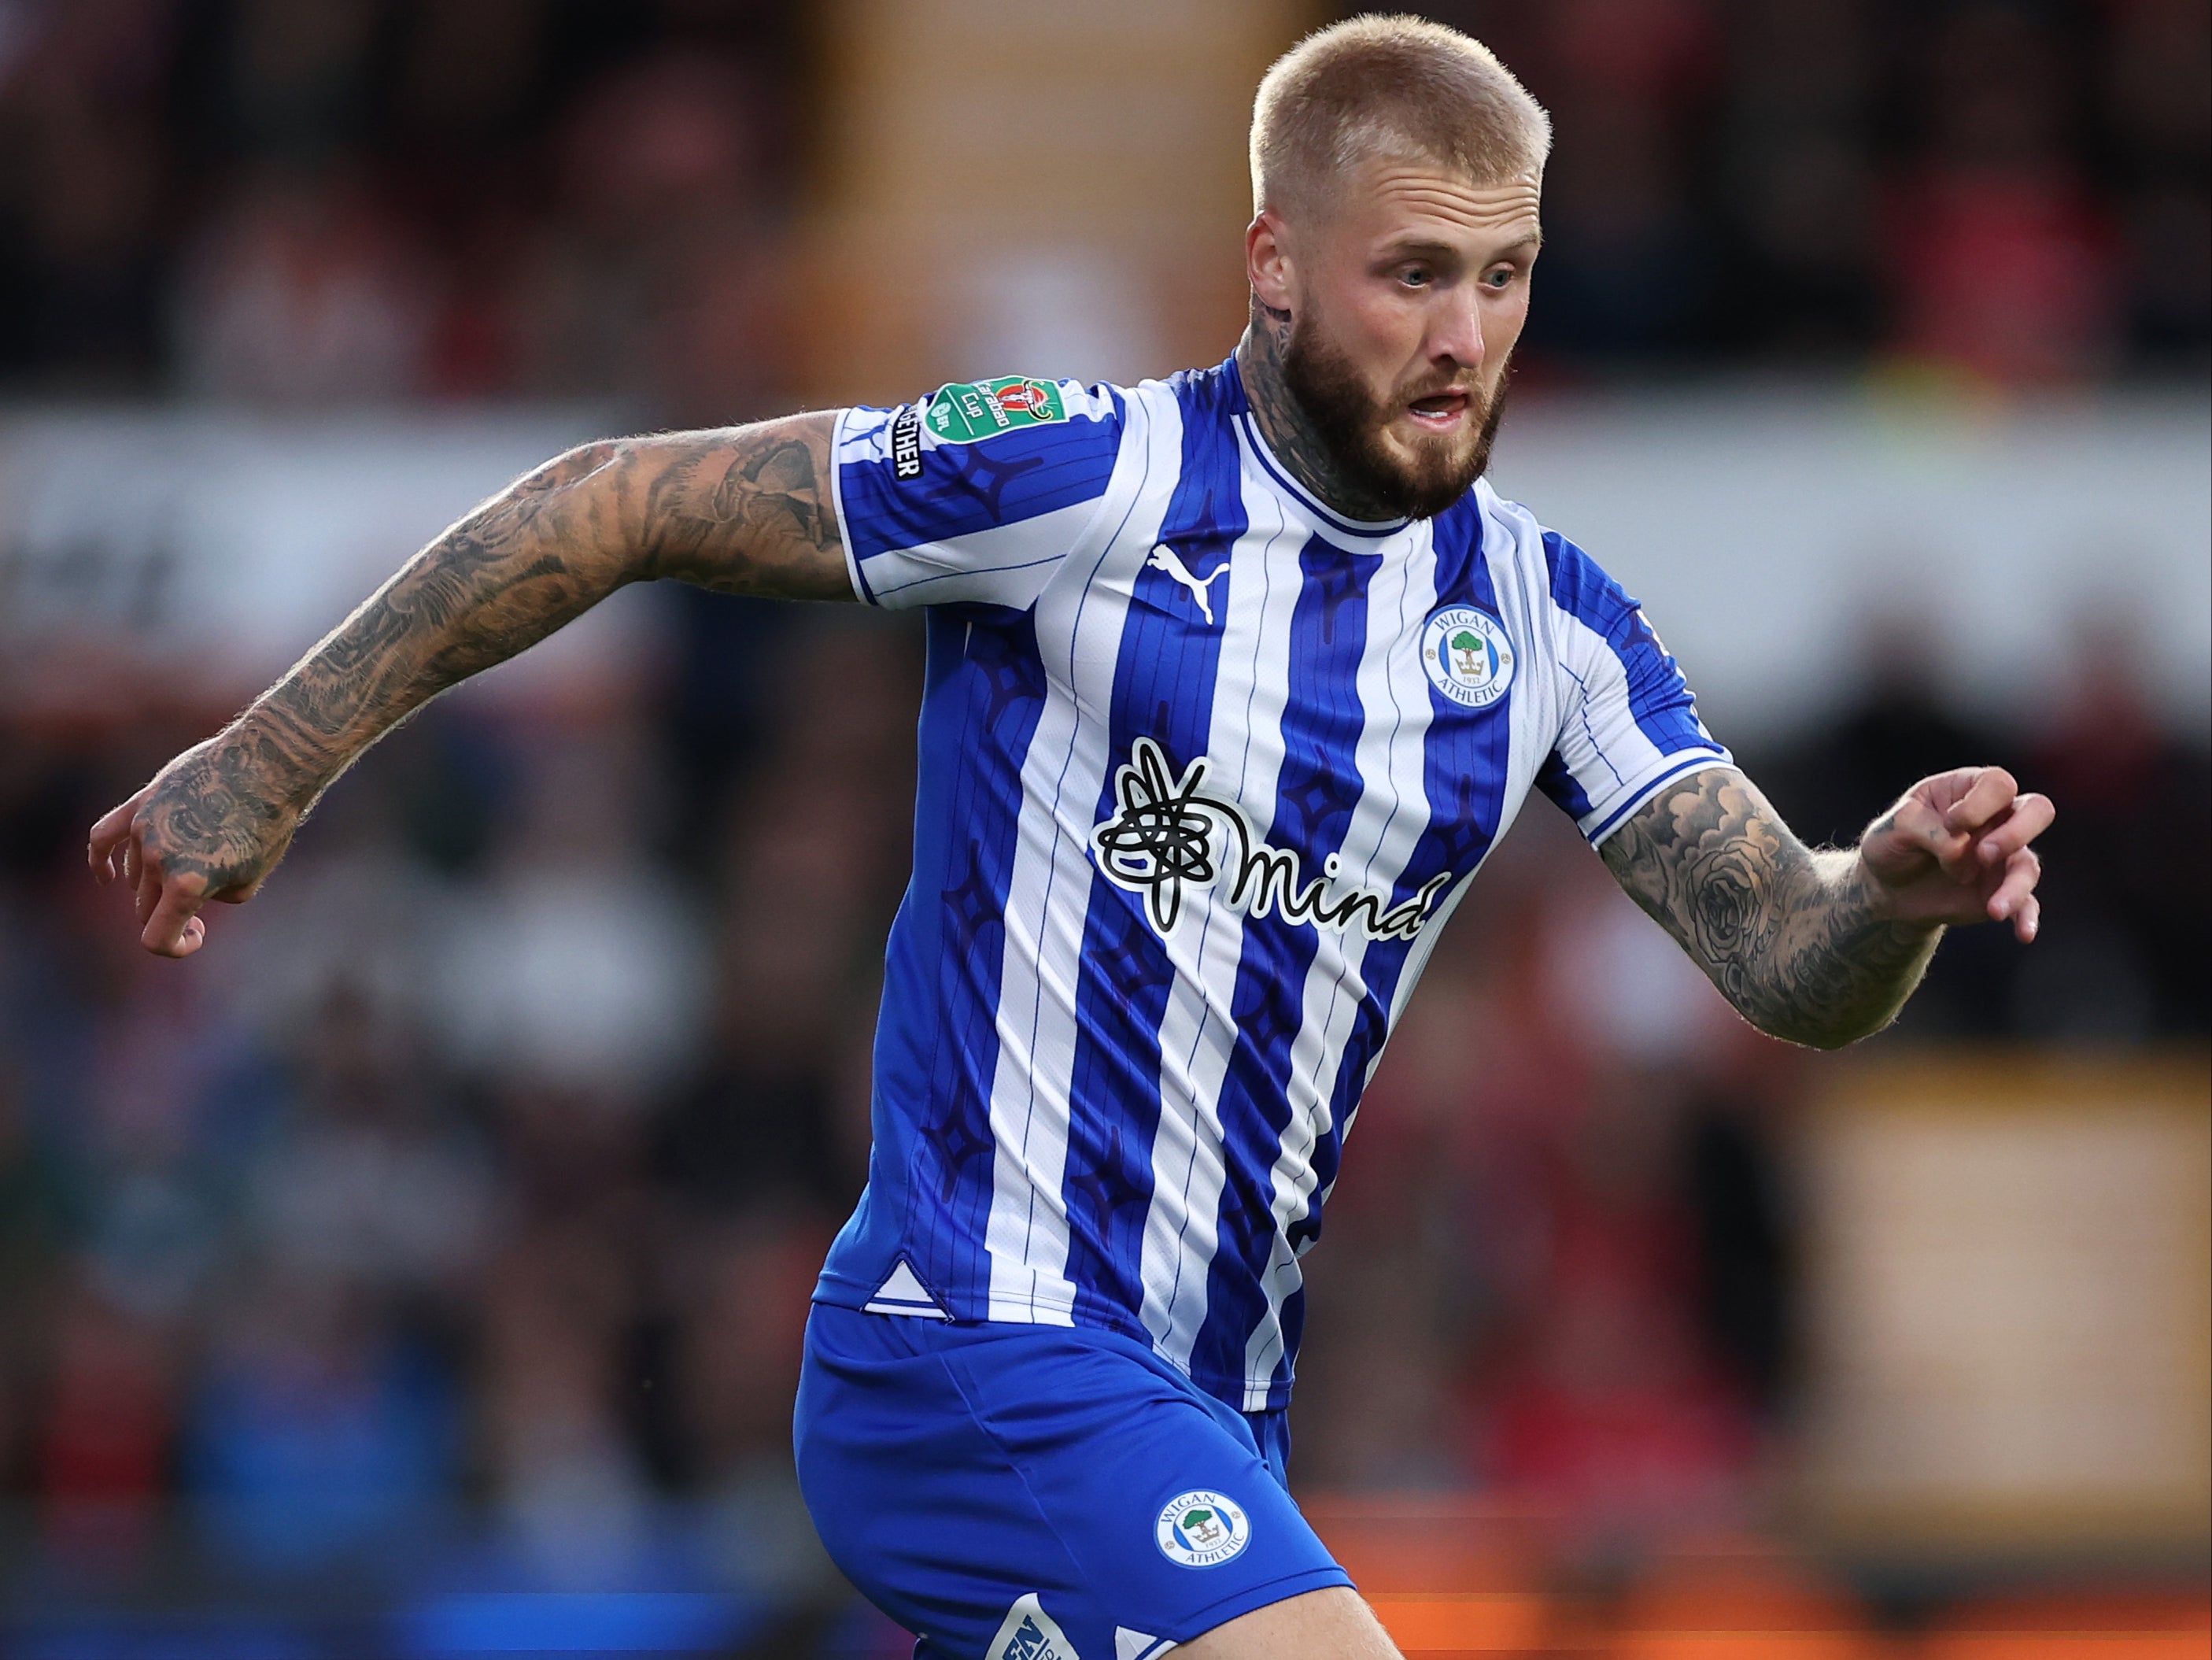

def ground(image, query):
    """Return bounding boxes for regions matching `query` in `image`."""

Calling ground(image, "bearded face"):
[1280,307,1509,521]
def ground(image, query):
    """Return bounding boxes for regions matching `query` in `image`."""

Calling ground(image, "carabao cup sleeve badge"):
[1420,606,1515,708]
[1154,1489,1252,1567]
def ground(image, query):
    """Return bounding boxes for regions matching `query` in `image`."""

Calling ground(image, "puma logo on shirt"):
[1147,545,1232,626]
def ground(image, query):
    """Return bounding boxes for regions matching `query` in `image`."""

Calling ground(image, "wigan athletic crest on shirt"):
[1154,1489,1252,1567]
[1420,605,1516,708]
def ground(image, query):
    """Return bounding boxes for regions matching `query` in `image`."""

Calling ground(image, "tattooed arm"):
[1600,764,2054,1049]
[89,415,848,957]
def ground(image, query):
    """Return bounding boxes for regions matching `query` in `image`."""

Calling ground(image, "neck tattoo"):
[1235,305,1401,523]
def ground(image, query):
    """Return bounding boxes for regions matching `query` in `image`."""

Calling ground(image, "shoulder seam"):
[1027,381,1150,612]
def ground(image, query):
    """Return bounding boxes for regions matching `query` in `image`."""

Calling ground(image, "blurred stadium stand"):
[0,1,2206,1655]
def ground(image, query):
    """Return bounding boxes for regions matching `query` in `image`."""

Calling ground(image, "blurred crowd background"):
[0,2,2206,1657]
[2,0,2206,399]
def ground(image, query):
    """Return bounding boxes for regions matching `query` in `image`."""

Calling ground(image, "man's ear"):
[1246,211,1296,314]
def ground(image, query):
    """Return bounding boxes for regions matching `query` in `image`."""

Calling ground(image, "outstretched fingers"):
[1942,766,2021,837]
[1986,846,2044,941]
[1867,767,2053,941]
[1973,791,2055,867]
[87,793,146,885]
[102,798,216,956]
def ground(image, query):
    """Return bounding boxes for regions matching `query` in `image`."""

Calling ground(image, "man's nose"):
[1428,287,1486,371]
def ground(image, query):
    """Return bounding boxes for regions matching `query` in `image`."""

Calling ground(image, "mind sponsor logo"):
[1091,737,1452,939]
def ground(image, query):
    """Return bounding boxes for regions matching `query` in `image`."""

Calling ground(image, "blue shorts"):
[794,1303,1353,1659]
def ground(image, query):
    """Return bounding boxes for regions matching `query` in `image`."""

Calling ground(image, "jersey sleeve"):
[1534,529,1734,844]
[832,375,1126,610]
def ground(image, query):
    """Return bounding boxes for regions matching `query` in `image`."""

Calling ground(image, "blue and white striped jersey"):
[814,357,1730,1412]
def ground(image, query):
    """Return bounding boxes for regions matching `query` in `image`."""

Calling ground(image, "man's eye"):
[1483,267,1516,289]
[1401,268,1432,287]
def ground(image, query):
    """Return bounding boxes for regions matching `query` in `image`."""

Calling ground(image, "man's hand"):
[1859,767,2054,945]
[1603,763,2054,1049]
[87,731,305,959]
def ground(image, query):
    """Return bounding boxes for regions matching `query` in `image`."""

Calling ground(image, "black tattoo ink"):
[1601,767,1940,1048]
[1236,306,1402,523]
[125,415,851,909]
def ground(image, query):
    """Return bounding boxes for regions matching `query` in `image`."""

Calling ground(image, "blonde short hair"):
[1250,14,1550,217]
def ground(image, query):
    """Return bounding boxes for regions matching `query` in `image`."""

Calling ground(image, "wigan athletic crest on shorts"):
[1154,1489,1251,1567]
[1420,605,1516,708]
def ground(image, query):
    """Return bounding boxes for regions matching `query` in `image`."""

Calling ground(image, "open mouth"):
[1404,390,1471,431]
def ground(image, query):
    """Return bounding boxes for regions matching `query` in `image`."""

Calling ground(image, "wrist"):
[226,704,341,808]
[1851,848,1944,935]
[1852,849,1896,919]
